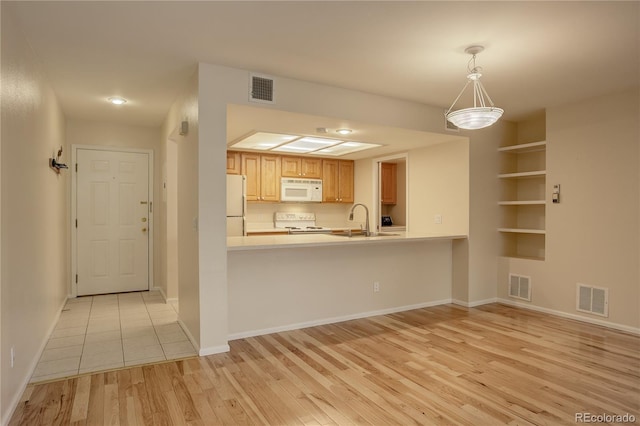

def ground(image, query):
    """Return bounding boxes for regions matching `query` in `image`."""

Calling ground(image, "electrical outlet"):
[373,282,380,292]
[11,347,15,368]
[435,214,442,224]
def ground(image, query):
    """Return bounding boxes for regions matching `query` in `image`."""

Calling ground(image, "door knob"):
[142,228,147,232]
[141,218,147,222]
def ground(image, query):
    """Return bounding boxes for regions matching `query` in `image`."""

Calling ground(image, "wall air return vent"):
[508,273,531,301]
[444,114,460,132]
[576,283,609,317]
[249,73,275,104]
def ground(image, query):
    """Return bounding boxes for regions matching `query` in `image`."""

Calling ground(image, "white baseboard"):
[152,286,167,302]
[452,297,498,308]
[3,295,69,426]
[175,320,229,357]
[497,298,640,335]
[177,318,200,353]
[199,344,231,356]
[228,299,453,341]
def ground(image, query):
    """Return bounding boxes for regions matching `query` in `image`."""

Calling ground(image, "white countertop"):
[227,231,467,251]
[245,227,291,234]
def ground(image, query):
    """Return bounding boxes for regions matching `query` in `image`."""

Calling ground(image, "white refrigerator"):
[226,175,246,236]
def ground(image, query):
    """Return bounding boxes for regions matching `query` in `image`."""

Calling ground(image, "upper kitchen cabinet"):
[227,151,241,175]
[281,156,323,179]
[380,162,397,205]
[241,153,282,202]
[322,159,354,203]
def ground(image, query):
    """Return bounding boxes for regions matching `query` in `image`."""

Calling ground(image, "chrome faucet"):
[349,203,370,236]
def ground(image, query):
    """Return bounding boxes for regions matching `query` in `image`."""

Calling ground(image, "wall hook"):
[50,146,68,174]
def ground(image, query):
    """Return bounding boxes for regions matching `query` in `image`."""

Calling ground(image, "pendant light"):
[445,46,503,130]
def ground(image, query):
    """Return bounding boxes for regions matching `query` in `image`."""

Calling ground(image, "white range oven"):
[274,212,332,234]
[280,178,322,202]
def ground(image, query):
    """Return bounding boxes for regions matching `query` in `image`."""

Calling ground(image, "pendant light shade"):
[446,106,504,130]
[445,46,503,130]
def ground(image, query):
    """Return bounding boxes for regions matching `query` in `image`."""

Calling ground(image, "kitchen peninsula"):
[227,231,465,251]
[225,128,471,340]
[227,231,467,339]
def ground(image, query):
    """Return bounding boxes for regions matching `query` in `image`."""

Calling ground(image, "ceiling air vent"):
[508,273,531,301]
[576,283,609,317]
[249,73,275,104]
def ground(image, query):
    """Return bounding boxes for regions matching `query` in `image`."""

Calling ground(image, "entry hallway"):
[10,304,640,425]
[29,291,197,383]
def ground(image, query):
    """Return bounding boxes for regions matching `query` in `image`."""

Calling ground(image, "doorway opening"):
[372,153,408,232]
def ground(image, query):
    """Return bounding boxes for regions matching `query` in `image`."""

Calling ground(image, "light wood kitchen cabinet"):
[260,155,281,201]
[242,153,261,201]
[226,151,241,175]
[380,162,397,205]
[322,159,354,203]
[281,156,323,179]
[241,153,282,202]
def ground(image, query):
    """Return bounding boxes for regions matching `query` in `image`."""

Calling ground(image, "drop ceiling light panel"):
[310,141,382,156]
[231,132,299,150]
[272,136,340,153]
[231,132,382,157]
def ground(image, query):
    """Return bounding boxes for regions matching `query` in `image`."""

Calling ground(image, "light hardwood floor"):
[9,304,640,425]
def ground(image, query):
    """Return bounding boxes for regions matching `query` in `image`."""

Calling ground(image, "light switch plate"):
[553,184,561,203]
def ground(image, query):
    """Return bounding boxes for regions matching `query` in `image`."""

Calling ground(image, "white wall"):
[228,240,453,337]
[246,203,352,230]
[408,140,469,235]
[66,119,162,293]
[164,139,178,301]
[499,90,640,331]
[354,157,375,216]
[463,121,514,304]
[196,63,476,353]
[1,9,68,423]
[160,71,201,347]
[160,94,190,303]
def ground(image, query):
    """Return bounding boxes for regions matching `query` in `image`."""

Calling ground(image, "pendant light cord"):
[445,80,472,115]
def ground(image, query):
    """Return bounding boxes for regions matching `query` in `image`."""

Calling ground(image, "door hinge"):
[75,219,78,228]
[75,163,78,172]
[75,274,78,284]
[150,201,153,213]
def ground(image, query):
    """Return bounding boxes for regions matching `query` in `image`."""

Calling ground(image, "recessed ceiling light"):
[336,128,352,135]
[108,97,127,105]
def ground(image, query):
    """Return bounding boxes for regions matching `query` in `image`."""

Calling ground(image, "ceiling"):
[5,1,639,131]
[227,104,466,160]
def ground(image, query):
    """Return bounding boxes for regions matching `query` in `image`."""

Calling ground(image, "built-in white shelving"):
[498,140,546,154]
[498,138,547,260]
[498,200,546,206]
[498,228,546,235]
[498,170,546,179]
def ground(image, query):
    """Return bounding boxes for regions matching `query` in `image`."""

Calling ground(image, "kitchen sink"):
[330,231,400,238]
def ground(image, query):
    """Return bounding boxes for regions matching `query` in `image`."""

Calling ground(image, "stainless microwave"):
[280,178,323,202]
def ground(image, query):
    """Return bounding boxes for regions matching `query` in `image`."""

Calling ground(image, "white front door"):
[76,148,150,296]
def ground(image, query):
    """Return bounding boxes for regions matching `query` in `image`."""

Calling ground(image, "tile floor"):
[30,291,197,383]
